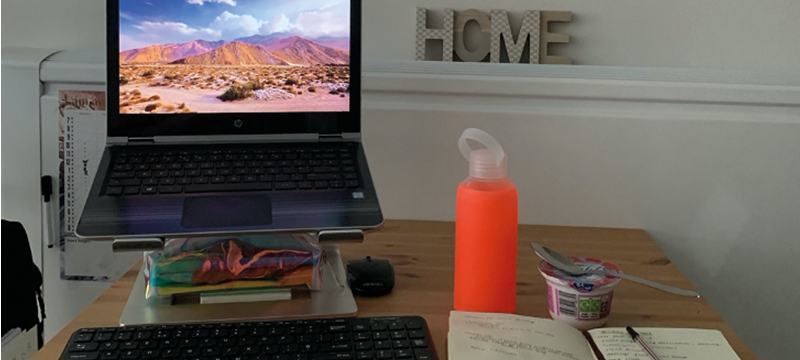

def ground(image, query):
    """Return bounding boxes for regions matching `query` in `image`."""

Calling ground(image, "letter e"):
[539,11,572,64]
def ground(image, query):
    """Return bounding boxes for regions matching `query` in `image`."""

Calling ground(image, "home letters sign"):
[416,8,573,64]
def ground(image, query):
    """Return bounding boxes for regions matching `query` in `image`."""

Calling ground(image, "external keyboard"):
[104,144,361,196]
[59,316,438,360]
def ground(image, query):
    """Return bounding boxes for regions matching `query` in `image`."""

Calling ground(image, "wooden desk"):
[32,220,757,360]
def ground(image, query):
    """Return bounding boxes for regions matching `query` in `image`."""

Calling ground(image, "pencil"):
[626,326,661,360]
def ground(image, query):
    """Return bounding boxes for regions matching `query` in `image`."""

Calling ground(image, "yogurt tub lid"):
[538,257,622,292]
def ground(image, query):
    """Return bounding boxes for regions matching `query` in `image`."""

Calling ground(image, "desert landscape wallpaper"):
[118,0,351,114]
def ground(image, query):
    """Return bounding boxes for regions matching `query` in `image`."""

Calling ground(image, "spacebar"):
[184,183,272,193]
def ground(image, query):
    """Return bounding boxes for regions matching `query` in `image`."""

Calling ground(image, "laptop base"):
[119,244,357,326]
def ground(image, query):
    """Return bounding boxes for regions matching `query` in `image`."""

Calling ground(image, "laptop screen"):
[106,0,361,137]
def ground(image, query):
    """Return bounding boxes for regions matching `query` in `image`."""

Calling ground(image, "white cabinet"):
[2,47,138,342]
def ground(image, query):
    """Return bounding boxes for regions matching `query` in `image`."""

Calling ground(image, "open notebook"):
[448,311,742,360]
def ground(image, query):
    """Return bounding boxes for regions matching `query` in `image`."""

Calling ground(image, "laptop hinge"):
[318,134,343,142]
[127,137,155,144]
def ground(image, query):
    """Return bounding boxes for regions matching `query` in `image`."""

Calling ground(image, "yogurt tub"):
[537,257,622,331]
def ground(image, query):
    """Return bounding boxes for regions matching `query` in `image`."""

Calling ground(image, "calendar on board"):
[59,90,138,281]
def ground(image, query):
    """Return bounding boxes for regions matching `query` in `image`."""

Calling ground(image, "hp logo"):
[234,119,243,128]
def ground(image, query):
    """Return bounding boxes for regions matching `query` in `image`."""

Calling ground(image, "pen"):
[41,176,56,248]
[626,326,661,360]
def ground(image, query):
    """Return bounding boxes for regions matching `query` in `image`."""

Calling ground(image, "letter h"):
[415,8,454,61]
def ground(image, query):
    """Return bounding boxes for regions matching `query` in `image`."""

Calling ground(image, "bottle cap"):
[458,128,507,179]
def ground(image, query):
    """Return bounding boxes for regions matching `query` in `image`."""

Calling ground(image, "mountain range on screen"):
[120,35,349,66]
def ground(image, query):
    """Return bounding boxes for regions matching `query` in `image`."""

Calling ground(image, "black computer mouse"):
[346,256,395,297]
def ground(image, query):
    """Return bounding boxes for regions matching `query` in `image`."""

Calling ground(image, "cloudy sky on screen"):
[119,0,350,51]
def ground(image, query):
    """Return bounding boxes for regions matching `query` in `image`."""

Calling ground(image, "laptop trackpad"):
[181,195,273,228]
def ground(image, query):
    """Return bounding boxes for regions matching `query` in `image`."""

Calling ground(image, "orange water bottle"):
[454,128,518,313]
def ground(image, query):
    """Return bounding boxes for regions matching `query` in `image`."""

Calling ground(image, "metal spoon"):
[531,242,700,298]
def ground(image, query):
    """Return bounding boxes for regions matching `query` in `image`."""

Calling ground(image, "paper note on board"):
[587,328,742,360]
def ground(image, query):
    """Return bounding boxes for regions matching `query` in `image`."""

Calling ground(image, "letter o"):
[454,9,491,62]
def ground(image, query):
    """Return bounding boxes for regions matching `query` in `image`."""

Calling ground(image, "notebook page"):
[587,328,741,360]
[448,311,598,360]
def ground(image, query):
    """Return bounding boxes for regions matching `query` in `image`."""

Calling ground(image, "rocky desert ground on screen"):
[118,37,351,113]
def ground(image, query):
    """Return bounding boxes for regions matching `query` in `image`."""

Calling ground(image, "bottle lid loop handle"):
[458,128,505,166]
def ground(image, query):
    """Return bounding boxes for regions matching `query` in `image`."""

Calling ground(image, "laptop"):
[76,0,383,241]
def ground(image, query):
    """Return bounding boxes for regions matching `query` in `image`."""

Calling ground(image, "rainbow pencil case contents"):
[145,234,322,298]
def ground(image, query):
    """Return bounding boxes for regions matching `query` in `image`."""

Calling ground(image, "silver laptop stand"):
[119,243,357,326]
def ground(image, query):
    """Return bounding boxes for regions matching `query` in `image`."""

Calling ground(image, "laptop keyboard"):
[105,144,361,196]
[59,316,438,360]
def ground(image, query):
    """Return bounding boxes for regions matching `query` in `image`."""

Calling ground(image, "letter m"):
[490,10,541,63]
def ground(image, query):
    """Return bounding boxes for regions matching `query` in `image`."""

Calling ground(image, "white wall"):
[5,0,799,71]
[361,61,800,360]
[3,1,800,360]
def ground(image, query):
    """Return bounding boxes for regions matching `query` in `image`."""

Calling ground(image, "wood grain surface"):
[31,219,757,360]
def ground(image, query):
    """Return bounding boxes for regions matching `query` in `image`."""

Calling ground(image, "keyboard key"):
[408,330,426,339]
[375,350,393,359]
[406,319,425,330]
[109,179,141,187]
[395,349,413,358]
[100,350,120,359]
[111,172,135,179]
[119,341,138,350]
[298,181,314,190]
[159,186,183,194]
[275,182,297,190]
[69,342,99,352]
[74,333,95,343]
[305,174,334,181]
[314,181,329,189]
[392,339,410,348]
[414,349,436,360]
[106,187,123,196]
[65,352,100,360]
[184,183,272,193]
